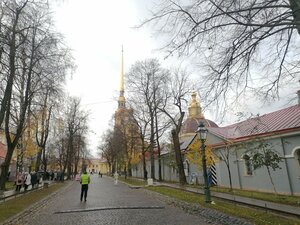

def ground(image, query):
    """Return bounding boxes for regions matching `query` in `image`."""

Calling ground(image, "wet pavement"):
[4,175,216,225]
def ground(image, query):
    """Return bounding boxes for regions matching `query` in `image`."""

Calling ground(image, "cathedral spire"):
[120,45,124,93]
[118,46,126,109]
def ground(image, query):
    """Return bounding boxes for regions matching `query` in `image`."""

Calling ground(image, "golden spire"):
[188,91,204,118]
[120,45,124,92]
[118,46,125,109]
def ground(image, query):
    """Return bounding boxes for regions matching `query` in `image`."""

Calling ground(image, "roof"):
[87,157,107,163]
[208,104,300,141]
[181,117,218,134]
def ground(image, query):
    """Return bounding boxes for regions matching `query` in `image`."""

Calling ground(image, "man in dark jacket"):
[31,172,38,189]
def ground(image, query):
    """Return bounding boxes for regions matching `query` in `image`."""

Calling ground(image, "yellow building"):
[85,157,109,174]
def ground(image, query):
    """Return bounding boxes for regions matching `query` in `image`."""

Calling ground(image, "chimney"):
[298,90,300,105]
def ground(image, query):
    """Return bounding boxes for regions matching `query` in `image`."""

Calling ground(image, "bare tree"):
[127,99,151,180]
[34,93,52,173]
[215,144,235,191]
[73,134,87,175]
[0,0,29,128]
[64,97,89,180]
[0,0,74,190]
[158,68,194,185]
[152,96,173,181]
[127,94,171,180]
[126,58,169,180]
[99,128,124,175]
[139,0,300,111]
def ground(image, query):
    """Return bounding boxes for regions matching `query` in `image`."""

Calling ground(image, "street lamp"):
[196,122,212,203]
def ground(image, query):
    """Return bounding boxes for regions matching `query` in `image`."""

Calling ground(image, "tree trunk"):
[290,0,300,34]
[171,129,186,185]
[154,107,162,181]
[143,151,147,180]
[42,147,47,173]
[0,9,19,128]
[158,152,162,181]
[35,147,43,172]
[0,158,11,190]
[226,162,233,191]
[128,161,132,177]
[267,166,277,194]
[148,108,155,180]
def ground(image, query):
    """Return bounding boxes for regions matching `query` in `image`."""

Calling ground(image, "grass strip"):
[210,186,300,207]
[0,182,66,223]
[4,182,15,191]
[146,186,300,225]
[119,177,147,186]
[141,178,300,207]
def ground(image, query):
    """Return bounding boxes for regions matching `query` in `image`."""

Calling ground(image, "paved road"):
[13,175,212,225]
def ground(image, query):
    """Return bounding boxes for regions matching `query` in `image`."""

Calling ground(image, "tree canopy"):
[140,0,300,111]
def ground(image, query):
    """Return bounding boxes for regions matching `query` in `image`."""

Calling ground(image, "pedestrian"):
[114,171,119,185]
[15,172,23,192]
[31,171,38,189]
[24,172,31,191]
[80,170,90,202]
[54,171,57,181]
[75,173,80,181]
[50,171,54,181]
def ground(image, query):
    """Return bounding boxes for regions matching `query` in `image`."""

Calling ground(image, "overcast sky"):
[52,0,166,156]
[51,0,299,157]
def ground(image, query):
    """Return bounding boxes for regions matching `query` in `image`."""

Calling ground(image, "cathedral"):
[113,48,140,175]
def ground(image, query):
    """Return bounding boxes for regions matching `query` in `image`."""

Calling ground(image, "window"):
[243,154,253,175]
[295,149,300,168]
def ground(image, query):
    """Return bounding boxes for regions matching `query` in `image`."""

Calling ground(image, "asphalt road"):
[15,175,212,225]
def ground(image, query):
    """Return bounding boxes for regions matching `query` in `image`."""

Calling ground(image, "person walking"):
[114,171,119,185]
[80,170,90,202]
[31,171,38,189]
[24,172,31,191]
[15,172,24,192]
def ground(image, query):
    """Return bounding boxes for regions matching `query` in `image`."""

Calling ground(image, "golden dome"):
[181,92,218,135]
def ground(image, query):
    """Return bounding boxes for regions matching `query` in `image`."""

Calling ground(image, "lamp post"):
[196,122,211,203]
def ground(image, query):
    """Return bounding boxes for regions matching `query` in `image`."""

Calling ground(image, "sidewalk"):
[154,181,300,217]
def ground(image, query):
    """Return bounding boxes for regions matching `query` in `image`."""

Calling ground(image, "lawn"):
[210,185,300,207]
[4,181,15,191]
[119,177,300,224]
[0,182,66,223]
[146,186,300,225]
[120,177,300,207]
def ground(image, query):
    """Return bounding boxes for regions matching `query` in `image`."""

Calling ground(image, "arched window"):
[243,154,253,176]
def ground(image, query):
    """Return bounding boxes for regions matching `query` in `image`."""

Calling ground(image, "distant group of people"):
[15,171,39,192]
[14,170,65,192]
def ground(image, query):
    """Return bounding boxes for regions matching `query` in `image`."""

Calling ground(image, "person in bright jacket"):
[80,170,90,202]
